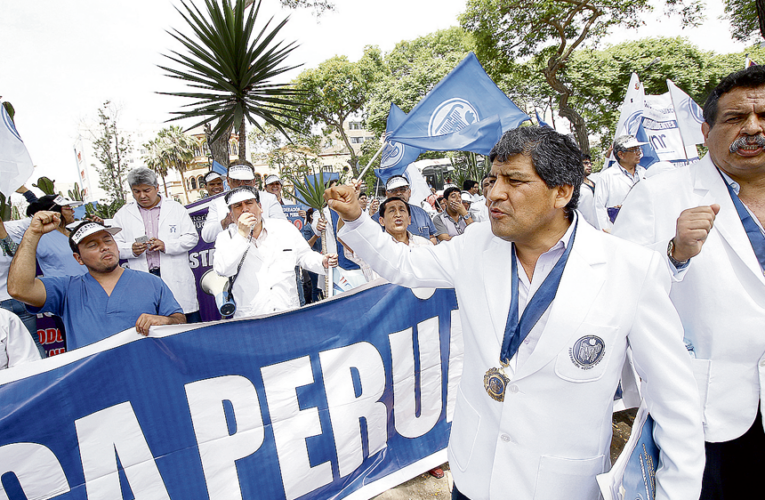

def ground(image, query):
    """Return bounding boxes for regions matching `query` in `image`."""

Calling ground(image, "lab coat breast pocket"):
[554,324,622,383]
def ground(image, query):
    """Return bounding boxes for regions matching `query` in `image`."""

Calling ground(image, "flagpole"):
[355,142,386,186]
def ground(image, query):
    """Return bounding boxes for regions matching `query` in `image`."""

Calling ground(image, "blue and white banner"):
[0,283,462,500]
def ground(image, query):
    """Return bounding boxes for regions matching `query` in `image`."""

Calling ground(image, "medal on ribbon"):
[484,365,510,402]
[485,221,578,402]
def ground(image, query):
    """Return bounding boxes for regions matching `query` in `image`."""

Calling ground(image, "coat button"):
[500,434,510,442]
[509,385,519,394]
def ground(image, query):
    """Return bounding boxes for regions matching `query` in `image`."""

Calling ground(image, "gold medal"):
[484,366,510,402]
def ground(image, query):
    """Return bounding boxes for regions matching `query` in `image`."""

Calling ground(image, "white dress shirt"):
[213,218,325,318]
[202,191,286,243]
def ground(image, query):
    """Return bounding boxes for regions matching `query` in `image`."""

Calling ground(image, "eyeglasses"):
[625,148,642,155]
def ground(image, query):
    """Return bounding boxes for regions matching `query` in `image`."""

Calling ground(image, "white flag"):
[667,79,706,147]
[0,104,34,196]
[614,73,645,137]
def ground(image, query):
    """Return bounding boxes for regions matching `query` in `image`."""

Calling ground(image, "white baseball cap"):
[265,174,281,186]
[614,135,648,150]
[386,175,410,191]
[225,187,259,206]
[227,164,255,180]
[204,171,224,183]
[70,221,121,245]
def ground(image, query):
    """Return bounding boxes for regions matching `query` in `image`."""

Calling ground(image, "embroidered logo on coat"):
[569,335,606,370]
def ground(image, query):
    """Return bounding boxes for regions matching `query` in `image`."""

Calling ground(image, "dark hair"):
[582,154,591,161]
[704,65,765,127]
[228,159,255,168]
[26,195,63,217]
[358,192,368,199]
[67,221,106,254]
[489,126,583,220]
[443,186,461,201]
[378,196,411,219]
[224,186,260,205]
[462,179,478,191]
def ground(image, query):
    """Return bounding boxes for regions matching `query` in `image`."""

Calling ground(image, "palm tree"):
[143,138,171,198]
[288,169,332,298]
[158,126,198,204]
[159,0,303,161]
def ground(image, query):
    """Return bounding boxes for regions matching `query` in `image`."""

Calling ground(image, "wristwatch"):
[667,238,690,269]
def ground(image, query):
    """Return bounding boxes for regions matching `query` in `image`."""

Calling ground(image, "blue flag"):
[386,52,529,155]
[536,110,551,128]
[636,121,660,168]
[211,160,227,175]
[374,104,424,183]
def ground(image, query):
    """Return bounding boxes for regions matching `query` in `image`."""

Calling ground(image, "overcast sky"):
[0,0,750,186]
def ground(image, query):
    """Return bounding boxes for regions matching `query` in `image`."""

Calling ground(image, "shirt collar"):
[138,195,163,211]
[547,211,577,253]
[718,168,741,195]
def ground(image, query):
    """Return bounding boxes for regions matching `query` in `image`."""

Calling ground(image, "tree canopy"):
[461,0,705,153]
[292,46,385,176]
[723,0,764,42]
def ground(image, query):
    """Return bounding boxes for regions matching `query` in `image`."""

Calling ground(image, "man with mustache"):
[613,65,765,499]
[8,217,185,350]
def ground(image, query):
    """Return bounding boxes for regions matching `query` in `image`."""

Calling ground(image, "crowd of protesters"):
[1,65,764,499]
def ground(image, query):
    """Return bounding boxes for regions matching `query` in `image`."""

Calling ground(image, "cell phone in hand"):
[135,236,149,244]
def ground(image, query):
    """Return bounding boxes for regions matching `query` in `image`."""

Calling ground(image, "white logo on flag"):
[625,110,643,136]
[428,98,479,136]
[380,141,404,168]
[681,98,705,124]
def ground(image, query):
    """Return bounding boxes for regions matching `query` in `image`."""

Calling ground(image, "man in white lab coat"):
[112,168,201,322]
[326,126,704,500]
[613,65,765,499]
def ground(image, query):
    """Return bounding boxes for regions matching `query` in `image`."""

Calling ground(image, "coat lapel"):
[513,223,607,381]
[482,236,515,346]
[695,156,765,286]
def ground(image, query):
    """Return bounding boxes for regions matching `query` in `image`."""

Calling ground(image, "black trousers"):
[452,484,470,500]
[701,408,765,499]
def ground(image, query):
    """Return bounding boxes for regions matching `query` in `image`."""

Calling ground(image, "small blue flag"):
[637,121,660,168]
[386,52,529,155]
[535,110,551,128]
[374,104,424,183]
[211,160,227,175]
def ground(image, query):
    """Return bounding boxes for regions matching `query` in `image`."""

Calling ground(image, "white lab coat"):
[577,182,600,230]
[201,190,286,243]
[112,198,200,313]
[613,153,765,443]
[213,219,325,318]
[0,309,40,369]
[339,213,704,500]
[593,164,647,230]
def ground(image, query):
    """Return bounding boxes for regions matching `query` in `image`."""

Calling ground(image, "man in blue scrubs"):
[8,214,186,350]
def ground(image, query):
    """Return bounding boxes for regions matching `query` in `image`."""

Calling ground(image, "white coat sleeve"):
[593,175,612,231]
[338,213,459,289]
[626,251,705,500]
[111,208,137,260]
[3,312,41,368]
[164,208,199,255]
[213,230,250,277]
[4,219,30,243]
[612,181,685,280]
[201,199,224,243]
[292,227,325,276]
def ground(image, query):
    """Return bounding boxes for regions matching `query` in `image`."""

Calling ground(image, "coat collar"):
[693,154,765,285]
[480,216,607,374]
[514,221,607,380]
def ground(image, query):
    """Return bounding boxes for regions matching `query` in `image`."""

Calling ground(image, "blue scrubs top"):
[30,269,183,350]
